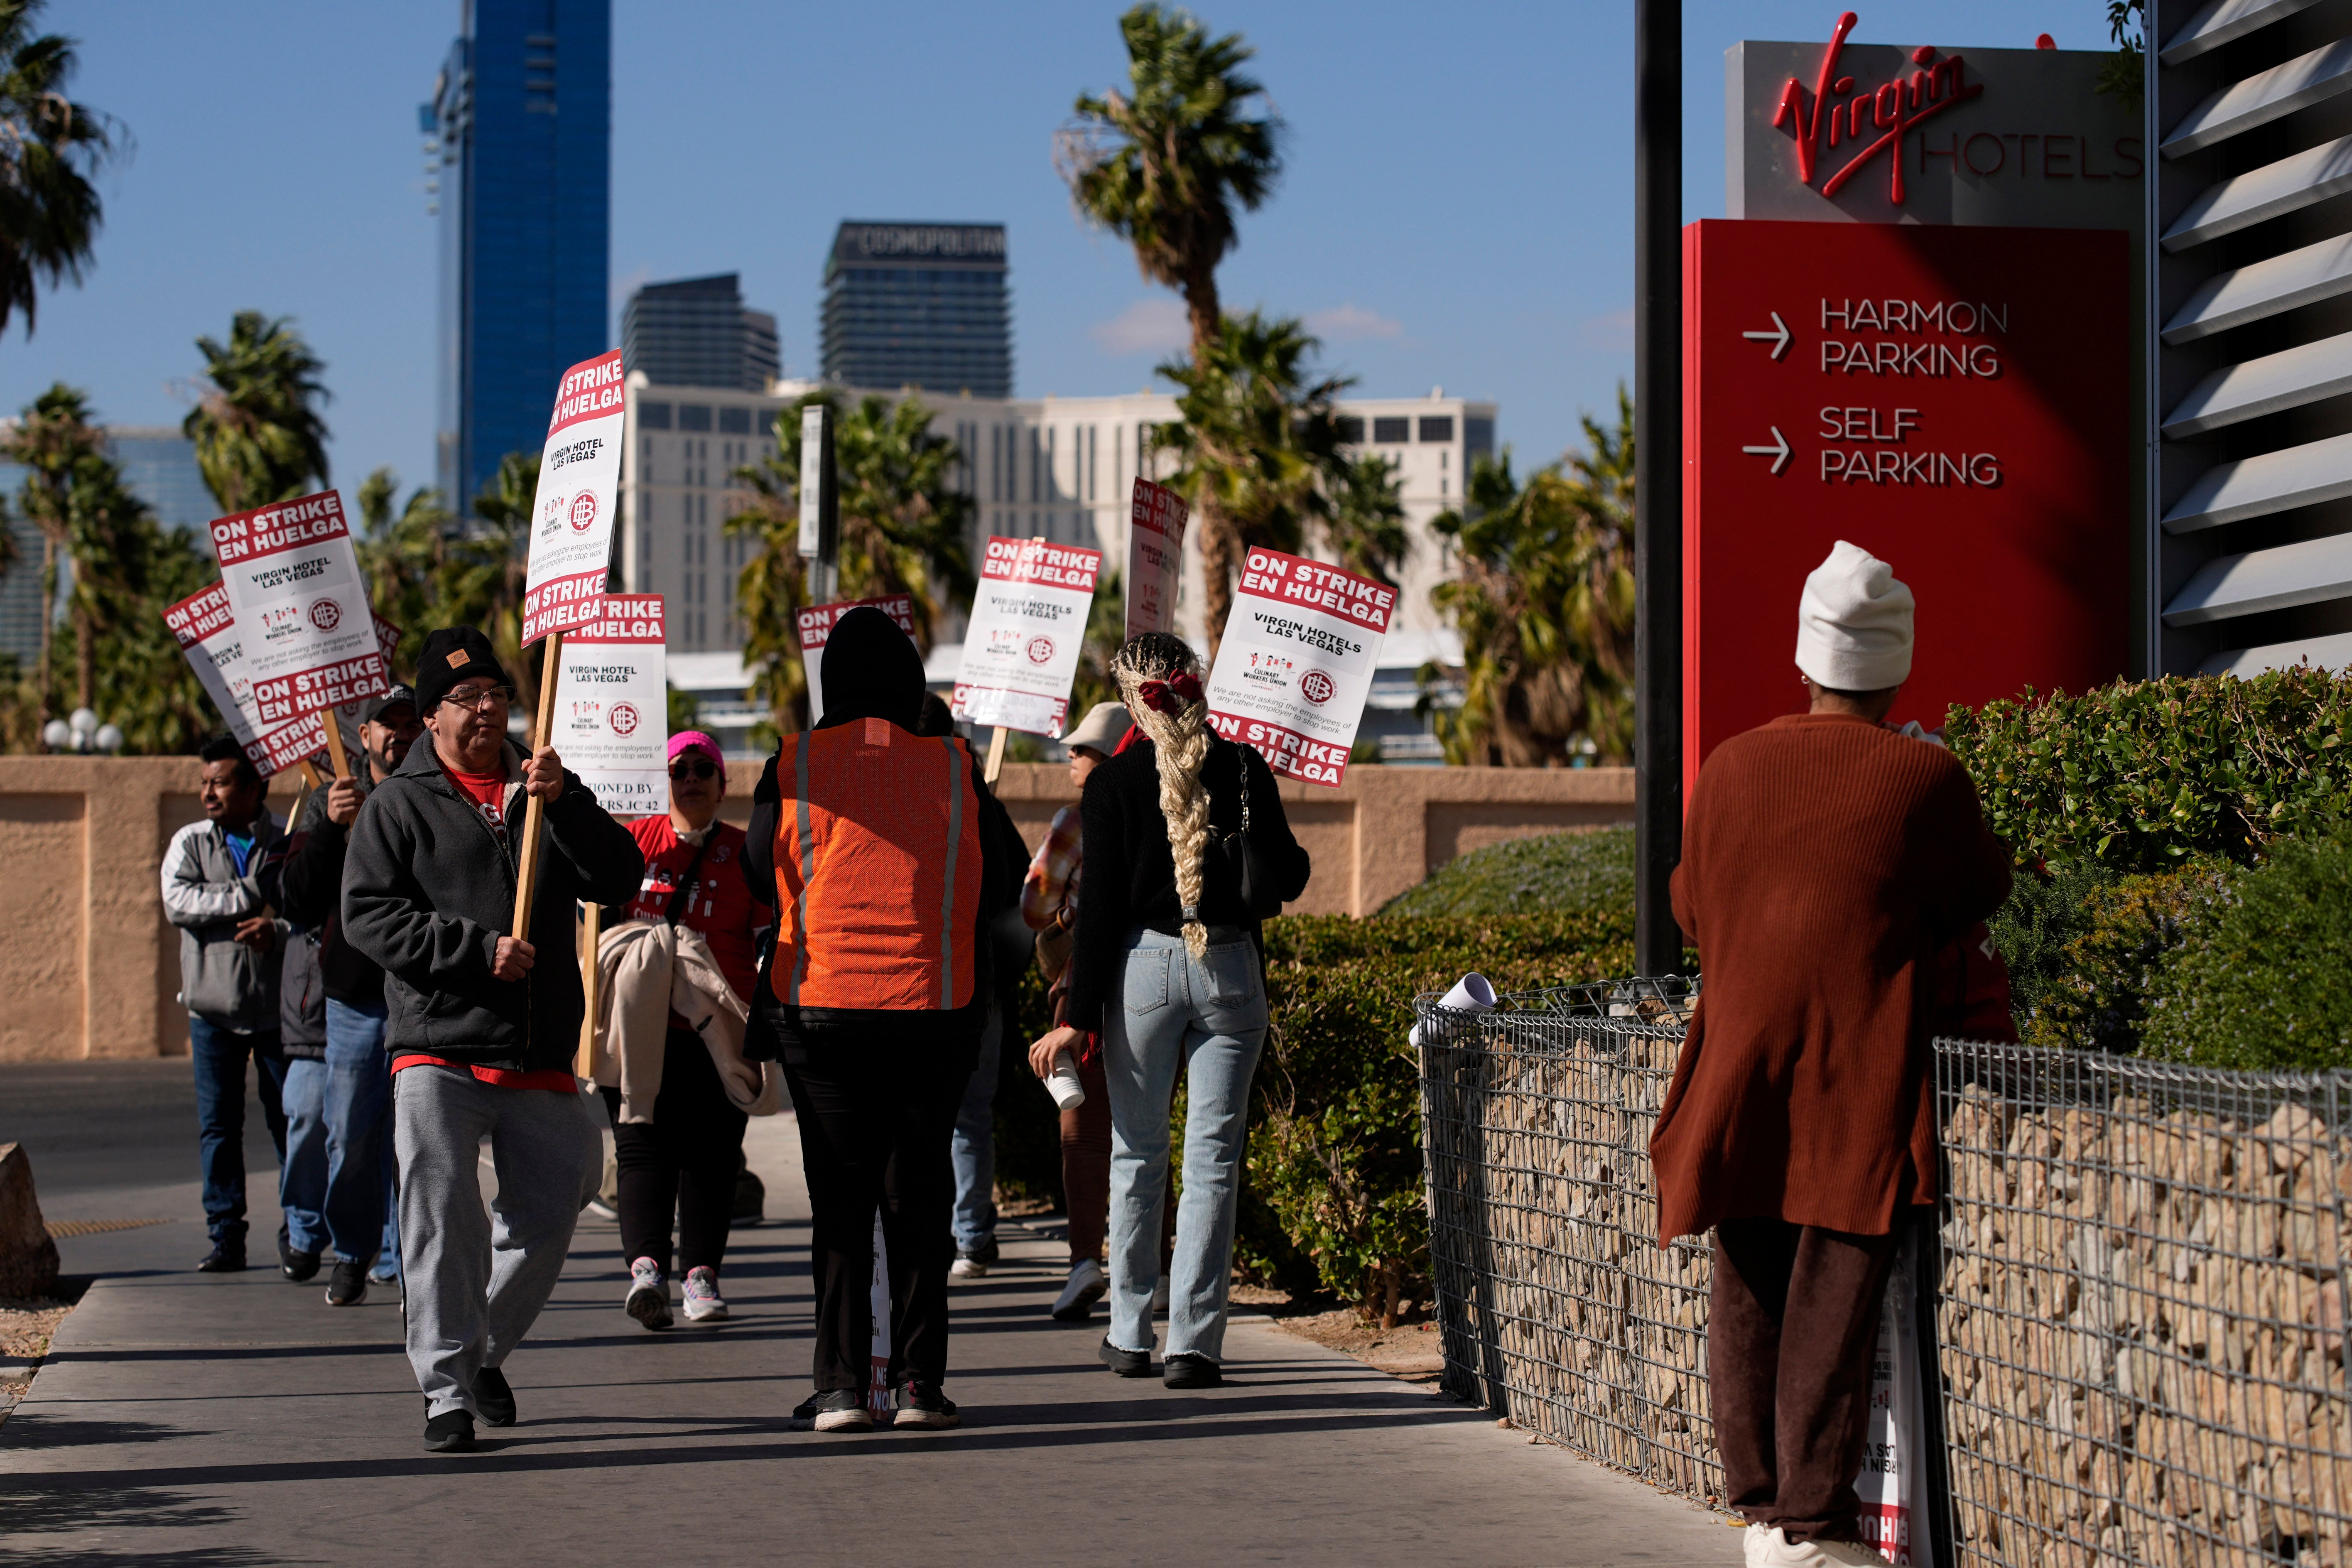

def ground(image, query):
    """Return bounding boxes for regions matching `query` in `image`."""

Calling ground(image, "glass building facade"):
[819,223,1011,396]
[620,273,780,391]
[0,427,211,666]
[427,0,610,513]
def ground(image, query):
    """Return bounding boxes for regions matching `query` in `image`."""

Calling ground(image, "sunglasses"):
[669,758,719,781]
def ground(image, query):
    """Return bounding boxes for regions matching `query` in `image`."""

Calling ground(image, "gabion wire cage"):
[1416,985,2352,1568]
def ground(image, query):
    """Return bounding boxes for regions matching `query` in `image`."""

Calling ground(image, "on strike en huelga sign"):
[553,594,668,817]
[520,349,626,646]
[952,536,1101,739]
[1204,547,1394,786]
[164,582,400,776]
[1125,476,1188,638]
[206,489,389,723]
[797,595,915,726]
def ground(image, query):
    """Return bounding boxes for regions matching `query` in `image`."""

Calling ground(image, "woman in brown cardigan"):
[1651,542,2011,1568]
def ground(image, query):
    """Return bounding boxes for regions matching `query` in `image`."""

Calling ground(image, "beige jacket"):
[592,918,782,1123]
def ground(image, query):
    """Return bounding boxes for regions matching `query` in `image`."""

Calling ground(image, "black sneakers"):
[472,1365,516,1427]
[277,1224,320,1283]
[893,1381,961,1430]
[1163,1352,1221,1389]
[196,1242,245,1274]
[324,1261,368,1307]
[423,1409,475,1454]
[792,1389,875,1432]
[1099,1336,1151,1377]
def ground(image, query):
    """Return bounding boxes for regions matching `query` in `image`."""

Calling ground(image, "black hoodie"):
[341,736,644,1072]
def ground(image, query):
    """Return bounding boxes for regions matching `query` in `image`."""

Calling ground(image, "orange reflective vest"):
[768,718,984,1011]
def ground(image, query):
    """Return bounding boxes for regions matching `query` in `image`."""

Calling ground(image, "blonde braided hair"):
[1110,632,1215,959]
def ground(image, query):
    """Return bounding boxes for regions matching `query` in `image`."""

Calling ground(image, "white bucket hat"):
[1795,540,1914,692]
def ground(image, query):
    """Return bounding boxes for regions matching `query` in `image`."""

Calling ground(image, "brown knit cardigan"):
[1649,713,2012,1244]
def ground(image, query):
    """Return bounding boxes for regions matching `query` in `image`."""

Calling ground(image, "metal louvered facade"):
[2154,0,2352,677]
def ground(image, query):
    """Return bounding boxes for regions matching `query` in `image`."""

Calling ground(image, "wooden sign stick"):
[298,760,323,788]
[321,713,351,780]
[575,901,601,1079]
[510,630,563,937]
[984,725,1008,785]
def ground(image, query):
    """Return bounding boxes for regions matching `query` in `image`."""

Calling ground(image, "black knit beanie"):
[412,626,510,714]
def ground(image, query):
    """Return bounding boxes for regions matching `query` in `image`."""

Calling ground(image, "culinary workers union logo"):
[569,492,598,532]
[608,701,640,736]
[1026,635,1055,665]
[308,597,343,632]
[1298,669,1336,705]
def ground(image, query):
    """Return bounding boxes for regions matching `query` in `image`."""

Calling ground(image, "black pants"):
[599,1029,748,1276]
[775,1015,975,1394]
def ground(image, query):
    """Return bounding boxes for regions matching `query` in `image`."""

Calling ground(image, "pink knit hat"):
[668,730,726,780]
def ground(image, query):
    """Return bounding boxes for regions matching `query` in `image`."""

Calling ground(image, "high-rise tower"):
[819,222,1011,396]
[620,274,780,391]
[426,0,611,513]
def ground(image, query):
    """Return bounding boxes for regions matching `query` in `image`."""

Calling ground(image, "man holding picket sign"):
[342,351,641,1455]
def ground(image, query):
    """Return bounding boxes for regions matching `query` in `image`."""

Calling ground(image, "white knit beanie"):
[1795,540,1914,691]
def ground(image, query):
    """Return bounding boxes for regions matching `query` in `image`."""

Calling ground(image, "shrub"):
[1987,859,2119,1036]
[1378,826,1633,918]
[2142,827,2352,1070]
[2013,862,2224,1052]
[1942,667,2352,874]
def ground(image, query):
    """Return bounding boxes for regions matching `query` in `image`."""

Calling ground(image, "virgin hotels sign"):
[1729,12,2140,229]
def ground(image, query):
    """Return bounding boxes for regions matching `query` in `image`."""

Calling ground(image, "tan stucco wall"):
[0,757,1629,1060]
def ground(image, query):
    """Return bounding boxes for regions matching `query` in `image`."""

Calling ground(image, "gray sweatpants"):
[394,1066,602,1418]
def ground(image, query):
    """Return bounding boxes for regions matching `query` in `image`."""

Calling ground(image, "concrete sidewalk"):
[0,1106,1734,1567]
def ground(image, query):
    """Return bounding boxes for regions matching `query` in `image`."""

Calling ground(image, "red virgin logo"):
[1774,10,1982,204]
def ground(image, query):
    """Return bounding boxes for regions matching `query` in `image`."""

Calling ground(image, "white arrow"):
[1741,427,1791,475]
[1741,310,1791,360]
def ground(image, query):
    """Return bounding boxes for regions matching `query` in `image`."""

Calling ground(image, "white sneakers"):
[681,1266,727,1323]
[1746,1525,1887,1567]
[625,1256,672,1330]
[1050,1258,1108,1321]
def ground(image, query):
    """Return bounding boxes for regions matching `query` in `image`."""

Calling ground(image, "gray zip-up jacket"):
[161,814,288,1033]
[341,737,643,1072]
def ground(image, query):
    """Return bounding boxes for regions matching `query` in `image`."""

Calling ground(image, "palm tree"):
[1153,311,1346,653]
[465,450,541,710]
[1,381,100,714]
[725,391,977,734]
[353,466,455,682]
[184,311,330,515]
[1061,3,1281,647]
[0,1,120,339]
[1322,450,1408,589]
[1426,388,1637,766]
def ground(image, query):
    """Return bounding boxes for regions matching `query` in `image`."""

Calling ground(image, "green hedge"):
[1944,668,2352,874]
[992,911,1636,1310]
[1378,825,1633,917]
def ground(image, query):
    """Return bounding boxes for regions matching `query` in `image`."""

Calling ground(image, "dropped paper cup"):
[1412,972,1499,1048]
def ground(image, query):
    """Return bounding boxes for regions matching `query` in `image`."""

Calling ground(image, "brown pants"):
[1710,1217,1903,1545]
[1059,1047,1173,1274]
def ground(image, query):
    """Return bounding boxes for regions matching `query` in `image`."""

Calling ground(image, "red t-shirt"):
[444,762,513,846]
[625,817,762,1013]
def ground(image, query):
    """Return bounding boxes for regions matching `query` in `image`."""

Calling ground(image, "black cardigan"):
[1063,735,1311,1032]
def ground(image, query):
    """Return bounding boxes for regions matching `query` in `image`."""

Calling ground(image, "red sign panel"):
[1682,218,2129,795]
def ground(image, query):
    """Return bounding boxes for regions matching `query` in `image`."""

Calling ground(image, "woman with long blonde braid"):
[1031,632,1311,1387]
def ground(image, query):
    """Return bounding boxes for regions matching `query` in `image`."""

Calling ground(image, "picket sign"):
[1203,547,1396,787]
[204,490,390,741]
[952,536,1101,742]
[552,595,668,818]
[797,595,915,726]
[1856,1227,1933,1565]
[511,349,627,937]
[868,1214,892,1418]
[164,582,400,779]
[1125,477,1188,639]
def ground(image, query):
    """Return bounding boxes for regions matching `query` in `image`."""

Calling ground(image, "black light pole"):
[1633,0,1684,977]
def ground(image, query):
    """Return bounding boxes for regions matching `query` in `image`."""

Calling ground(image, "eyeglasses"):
[669,759,718,781]
[440,685,513,713]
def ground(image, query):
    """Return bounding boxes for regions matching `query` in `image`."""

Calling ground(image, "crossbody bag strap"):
[665,834,717,929]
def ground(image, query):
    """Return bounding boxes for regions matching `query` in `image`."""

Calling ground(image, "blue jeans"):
[1102,926,1267,1362]
[189,1014,291,1247]
[950,1003,1001,1251]
[279,1058,331,1254]
[325,999,400,1272]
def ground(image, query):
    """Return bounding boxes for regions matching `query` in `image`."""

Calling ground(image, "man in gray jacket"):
[342,626,642,1455]
[163,734,290,1273]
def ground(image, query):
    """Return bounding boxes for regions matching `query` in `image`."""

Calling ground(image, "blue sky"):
[0,0,2121,509]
